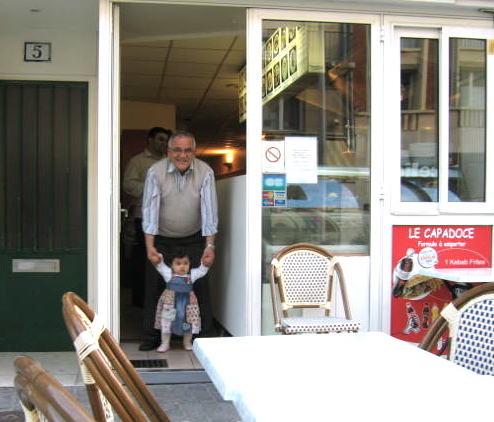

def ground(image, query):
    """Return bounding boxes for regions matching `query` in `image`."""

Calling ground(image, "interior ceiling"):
[120,4,247,156]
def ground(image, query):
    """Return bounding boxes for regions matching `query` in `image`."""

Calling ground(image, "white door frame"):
[95,0,120,335]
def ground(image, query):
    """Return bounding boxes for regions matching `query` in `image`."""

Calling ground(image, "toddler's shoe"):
[183,334,193,351]
[157,343,170,353]
[157,333,171,352]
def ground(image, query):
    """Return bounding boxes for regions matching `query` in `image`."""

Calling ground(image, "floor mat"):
[130,359,168,368]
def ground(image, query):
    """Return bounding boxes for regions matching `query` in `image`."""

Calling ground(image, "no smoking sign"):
[265,146,281,162]
[262,140,285,172]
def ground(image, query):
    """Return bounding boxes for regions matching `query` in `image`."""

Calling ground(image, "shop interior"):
[118,3,247,362]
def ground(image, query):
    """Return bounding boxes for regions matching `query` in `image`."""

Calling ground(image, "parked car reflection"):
[401,180,461,202]
[263,179,368,251]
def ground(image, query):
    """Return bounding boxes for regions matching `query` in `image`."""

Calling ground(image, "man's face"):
[148,132,169,157]
[168,135,195,172]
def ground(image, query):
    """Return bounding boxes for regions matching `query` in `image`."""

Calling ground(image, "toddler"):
[153,251,209,352]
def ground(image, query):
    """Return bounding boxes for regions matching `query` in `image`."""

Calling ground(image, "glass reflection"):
[449,38,486,202]
[400,38,439,202]
[261,21,371,259]
[399,37,487,203]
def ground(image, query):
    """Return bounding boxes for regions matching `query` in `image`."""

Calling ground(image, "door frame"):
[96,0,121,336]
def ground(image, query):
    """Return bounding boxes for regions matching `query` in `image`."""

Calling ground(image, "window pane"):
[261,21,370,261]
[449,38,486,202]
[400,38,439,202]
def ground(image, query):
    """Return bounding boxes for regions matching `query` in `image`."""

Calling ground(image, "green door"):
[0,81,88,351]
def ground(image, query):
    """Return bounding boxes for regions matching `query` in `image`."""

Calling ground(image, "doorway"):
[118,3,247,348]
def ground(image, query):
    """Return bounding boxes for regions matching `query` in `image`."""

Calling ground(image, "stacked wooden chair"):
[62,291,171,422]
[14,355,95,422]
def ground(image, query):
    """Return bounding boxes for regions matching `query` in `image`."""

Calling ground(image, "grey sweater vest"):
[154,158,210,238]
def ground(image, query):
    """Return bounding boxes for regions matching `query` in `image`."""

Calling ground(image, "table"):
[193,332,494,422]
[420,267,494,283]
[418,268,494,299]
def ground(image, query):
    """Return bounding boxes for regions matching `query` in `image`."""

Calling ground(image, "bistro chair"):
[14,355,95,422]
[62,291,171,422]
[419,282,494,375]
[269,243,361,334]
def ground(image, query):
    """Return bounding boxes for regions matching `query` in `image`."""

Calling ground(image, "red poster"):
[391,225,492,344]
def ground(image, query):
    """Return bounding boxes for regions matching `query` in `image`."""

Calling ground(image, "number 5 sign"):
[24,42,52,62]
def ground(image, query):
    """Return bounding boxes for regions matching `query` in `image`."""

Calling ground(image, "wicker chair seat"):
[281,316,361,333]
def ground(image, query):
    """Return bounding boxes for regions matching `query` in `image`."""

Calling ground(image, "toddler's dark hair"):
[166,248,189,266]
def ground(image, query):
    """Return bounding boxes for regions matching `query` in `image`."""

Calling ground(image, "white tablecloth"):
[420,267,494,283]
[193,332,494,422]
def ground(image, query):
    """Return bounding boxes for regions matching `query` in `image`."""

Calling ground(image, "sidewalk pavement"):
[0,383,241,422]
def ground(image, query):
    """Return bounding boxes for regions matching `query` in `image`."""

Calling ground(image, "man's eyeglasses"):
[170,148,194,155]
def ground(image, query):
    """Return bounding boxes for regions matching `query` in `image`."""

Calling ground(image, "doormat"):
[130,359,168,368]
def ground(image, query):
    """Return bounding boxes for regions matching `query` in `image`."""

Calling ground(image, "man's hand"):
[145,233,160,264]
[201,246,215,267]
[147,246,161,265]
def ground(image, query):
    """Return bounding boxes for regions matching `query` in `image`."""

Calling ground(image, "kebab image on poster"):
[390,225,492,344]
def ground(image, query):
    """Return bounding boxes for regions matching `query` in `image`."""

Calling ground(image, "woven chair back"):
[447,291,494,375]
[275,247,334,309]
[419,282,494,375]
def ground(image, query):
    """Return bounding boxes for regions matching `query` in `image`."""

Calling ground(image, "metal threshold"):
[136,368,211,384]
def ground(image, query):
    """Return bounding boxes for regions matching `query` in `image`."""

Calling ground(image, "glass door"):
[259,19,372,334]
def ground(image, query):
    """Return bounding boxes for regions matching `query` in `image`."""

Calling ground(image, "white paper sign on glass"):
[285,136,317,183]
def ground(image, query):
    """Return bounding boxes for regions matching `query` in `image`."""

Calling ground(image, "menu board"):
[262,26,307,105]
[239,24,319,123]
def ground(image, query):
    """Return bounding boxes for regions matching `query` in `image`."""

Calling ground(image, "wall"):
[121,100,176,130]
[207,149,247,179]
[0,30,96,78]
[209,175,248,336]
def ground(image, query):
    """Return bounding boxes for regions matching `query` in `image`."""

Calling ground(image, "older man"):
[140,131,218,350]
